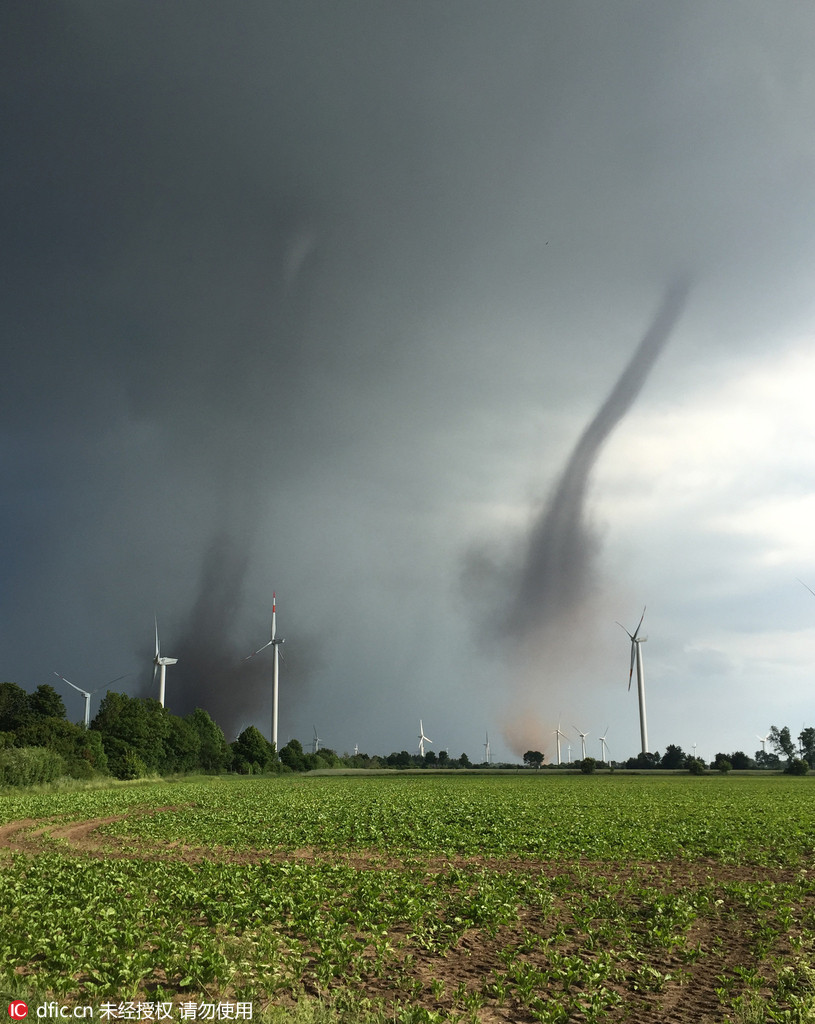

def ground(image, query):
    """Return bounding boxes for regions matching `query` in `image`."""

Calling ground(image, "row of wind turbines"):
[54,595,286,746]
[54,615,183,730]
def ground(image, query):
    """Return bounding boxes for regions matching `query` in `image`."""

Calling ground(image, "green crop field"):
[1,773,814,1024]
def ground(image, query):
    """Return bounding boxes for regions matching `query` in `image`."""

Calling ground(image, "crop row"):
[2,844,815,1020]
[2,773,815,1021]
[86,773,815,866]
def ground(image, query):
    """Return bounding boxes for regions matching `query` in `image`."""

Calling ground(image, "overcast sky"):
[4,1,815,764]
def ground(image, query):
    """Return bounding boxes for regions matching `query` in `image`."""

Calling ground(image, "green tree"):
[165,716,202,773]
[687,758,706,775]
[279,738,306,771]
[28,684,66,720]
[798,727,815,768]
[785,757,809,776]
[437,750,449,766]
[92,691,171,775]
[625,752,661,769]
[659,744,685,770]
[581,756,597,774]
[729,750,753,770]
[769,725,795,761]
[231,726,274,773]
[755,750,781,770]
[16,716,107,777]
[458,752,471,768]
[187,708,230,772]
[523,750,544,769]
[713,755,732,773]
[0,682,31,732]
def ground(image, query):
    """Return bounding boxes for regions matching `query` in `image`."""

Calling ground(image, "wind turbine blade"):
[54,672,89,698]
[628,642,636,691]
[797,578,815,598]
[155,615,160,658]
[243,640,274,661]
[633,606,646,640]
[100,674,128,690]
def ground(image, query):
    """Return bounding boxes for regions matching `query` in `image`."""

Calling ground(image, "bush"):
[580,757,597,774]
[714,757,732,774]
[784,758,810,776]
[0,746,65,787]
[687,758,706,775]
[116,748,148,780]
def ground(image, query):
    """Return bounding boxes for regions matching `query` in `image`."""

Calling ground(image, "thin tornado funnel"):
[507,278,691,640]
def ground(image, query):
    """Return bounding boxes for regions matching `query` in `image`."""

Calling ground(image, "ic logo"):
[8,1004,28,1020]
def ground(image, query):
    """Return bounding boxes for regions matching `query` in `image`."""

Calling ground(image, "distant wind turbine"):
[153,616,177,708]
[53,671,127,728]
[574,726,589,761]
[598,727,609,763]
[418,720,432,758]
[756,733,770,753]
[243,592,285,751]
[553,723,568,765]
[312,725,321,754]
[484,731,491,765]
[797,578,815,598]
[618,606,648,754]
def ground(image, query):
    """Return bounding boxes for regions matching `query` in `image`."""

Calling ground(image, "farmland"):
[1,773,814,1023]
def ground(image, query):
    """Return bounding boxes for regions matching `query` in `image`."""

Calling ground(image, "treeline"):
[0,682,482,786]
[622,727,813,774]
[521,728,813,774]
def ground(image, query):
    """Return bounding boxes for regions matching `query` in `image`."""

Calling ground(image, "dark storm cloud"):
[4,2,815,759]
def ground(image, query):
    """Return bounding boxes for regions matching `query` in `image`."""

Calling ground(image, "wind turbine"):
[756,733,770,754]
[598,727,609,763]
[243,592,285,751]
[553,723,568,765]
[574,726,589,761]
[618,606,649,755]
[153,616,178,708]
[797,578,815,598]
[53,672,126,728]
[483,731,491,765]
[312,725,321,754]
[418,720,432,758]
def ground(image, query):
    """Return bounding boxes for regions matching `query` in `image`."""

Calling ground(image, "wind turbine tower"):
[153,616,178,708]
[243,592,285,751]
[418,720,432,758]
[553,723,568,765]
[53,672,125,729]
[484,731,491,765]
[618,607,649,754]
[599,727,609,763]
